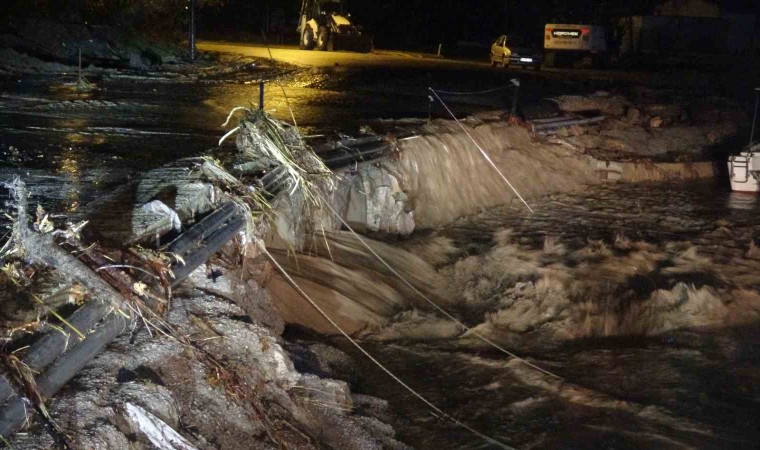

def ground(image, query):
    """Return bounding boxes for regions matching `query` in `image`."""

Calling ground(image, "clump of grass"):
[220,107,335,251]
[222,107,331,202]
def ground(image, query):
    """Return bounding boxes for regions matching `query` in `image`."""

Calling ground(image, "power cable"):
[255,239,515,450]
[428,87,534,213]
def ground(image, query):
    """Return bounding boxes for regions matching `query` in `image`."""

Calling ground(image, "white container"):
[728,152,760,193]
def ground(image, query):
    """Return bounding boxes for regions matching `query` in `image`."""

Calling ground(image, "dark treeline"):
[0,0,226,41]
[1,0,757,49]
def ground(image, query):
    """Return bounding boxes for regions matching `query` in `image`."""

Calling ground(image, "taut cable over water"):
[321,200,563,381]
[253,38,515,448]
[429,87,534,213]
[261,60,561,377]
[255,239,515,450]
[251,46,556,443]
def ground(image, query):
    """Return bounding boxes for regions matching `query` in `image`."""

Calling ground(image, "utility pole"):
[189,0,196,61]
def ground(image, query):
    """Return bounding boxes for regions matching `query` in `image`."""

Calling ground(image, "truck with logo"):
[543,23,608,68]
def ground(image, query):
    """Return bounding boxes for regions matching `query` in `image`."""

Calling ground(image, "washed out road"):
[0,40,735,217]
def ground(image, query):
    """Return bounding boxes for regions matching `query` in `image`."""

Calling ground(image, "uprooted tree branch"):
[0,178,138,437]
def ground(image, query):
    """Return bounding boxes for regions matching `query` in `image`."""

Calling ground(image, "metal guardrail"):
[529,115,606,133]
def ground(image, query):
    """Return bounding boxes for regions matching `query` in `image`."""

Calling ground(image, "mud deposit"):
[323,180,760,449]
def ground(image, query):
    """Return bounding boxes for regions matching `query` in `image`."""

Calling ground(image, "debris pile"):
[542,91,742,161]
[0,110,408,449]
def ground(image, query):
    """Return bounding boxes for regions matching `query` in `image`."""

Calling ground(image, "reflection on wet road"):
[0,58,570,212]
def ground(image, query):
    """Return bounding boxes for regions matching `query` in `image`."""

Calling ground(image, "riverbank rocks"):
[554,93,630,116]
[10,263,406,449]
[541,92,742,161]
[0,16,191,74]
[344,163,415,235]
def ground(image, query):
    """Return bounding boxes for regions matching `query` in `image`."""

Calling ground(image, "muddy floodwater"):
[2,66,759,449]
[321,180,760,449]
[0,63,558,220]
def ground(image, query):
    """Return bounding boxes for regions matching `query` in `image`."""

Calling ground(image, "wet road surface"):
[0,46,591,212]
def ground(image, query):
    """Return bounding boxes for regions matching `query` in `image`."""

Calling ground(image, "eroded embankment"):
[331,117,722,235]
[268,115,727,336]
[0,110,413,449]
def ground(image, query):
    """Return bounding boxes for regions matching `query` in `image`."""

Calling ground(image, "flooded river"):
[0,63,557,219]
[0,67,500,213]
[327,180,760,449]
[2,64,759,449]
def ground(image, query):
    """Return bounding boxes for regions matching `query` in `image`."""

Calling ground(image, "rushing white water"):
[397,119,599,228]
[325,180,760,449]
[262,116,759,448]
[267,230,453,335]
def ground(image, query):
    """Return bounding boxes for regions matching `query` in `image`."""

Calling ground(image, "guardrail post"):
[259,81,265,110]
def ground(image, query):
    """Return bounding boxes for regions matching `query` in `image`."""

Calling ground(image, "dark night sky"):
[198,0,759,50]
